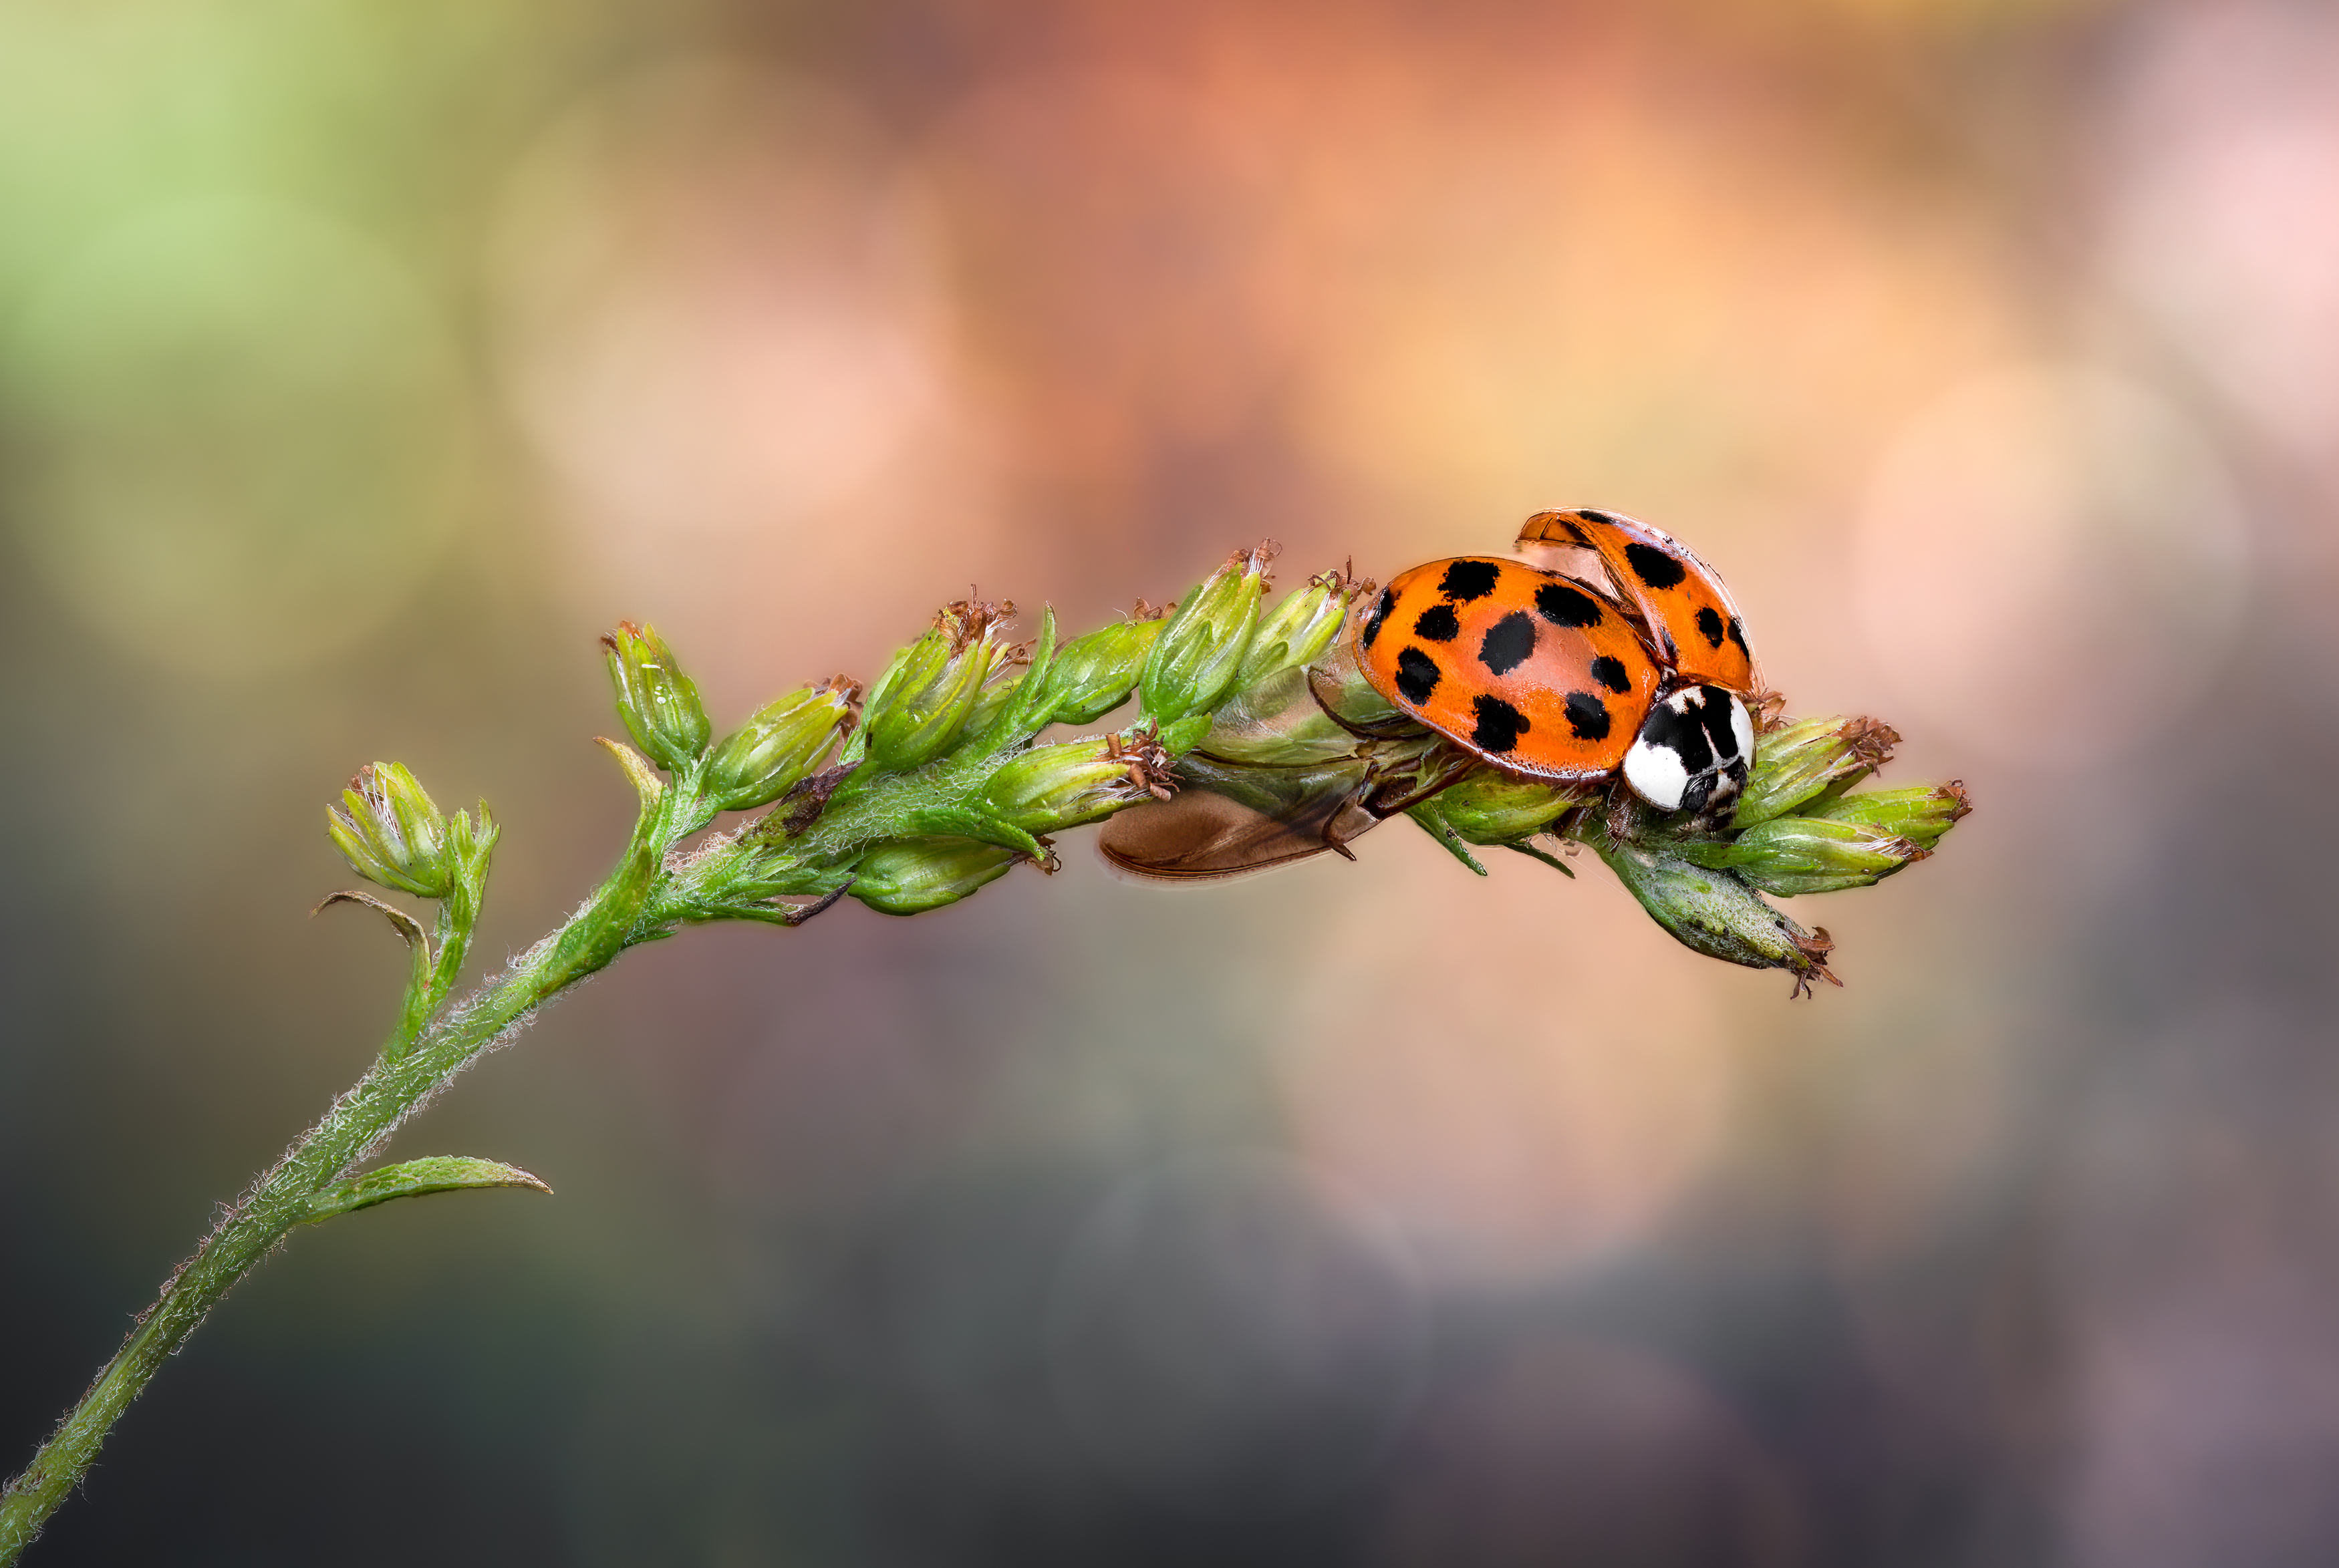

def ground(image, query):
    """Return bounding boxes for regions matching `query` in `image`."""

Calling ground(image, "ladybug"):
[1355,507,1763,822]
[1099,508,1766,882]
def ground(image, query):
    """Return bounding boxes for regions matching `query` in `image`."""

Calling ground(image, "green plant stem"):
[0,782,681,1565]
[1,722,1039,1560]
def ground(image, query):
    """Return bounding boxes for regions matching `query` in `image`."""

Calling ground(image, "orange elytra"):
[1354,508,1763,817]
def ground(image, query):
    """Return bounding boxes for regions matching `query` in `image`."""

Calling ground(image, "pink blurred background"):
[5,1,2339,1561]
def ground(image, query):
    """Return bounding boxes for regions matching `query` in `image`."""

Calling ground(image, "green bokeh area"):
[7,2,2339,1565]
[12,198,469,673]
[0,1,577,673]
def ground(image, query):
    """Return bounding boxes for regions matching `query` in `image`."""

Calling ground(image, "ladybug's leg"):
[1364,745,1478,818]
[1304,663,1423,742]
[1603,780,1648,846]
[1315,750,1454,861]
[1315,742,1476,861]
[1317,768,1394,860]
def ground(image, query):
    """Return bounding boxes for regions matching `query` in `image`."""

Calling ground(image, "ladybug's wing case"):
[1353,556,1659,782]
[1098,788,1365,882]
[1517,509,1761,693]
[1097,756,1385,883]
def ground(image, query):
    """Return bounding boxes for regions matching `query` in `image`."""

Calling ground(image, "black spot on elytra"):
[1533,581,1602,629]
[1637,692,1714,774]
[1624,541,1687,590]
[1478,611,1536,676]
[1695,685,1742,762]
[1696,606,1725,648]
[1394,646,1441,704]
[1575,509,1617,526]
[1413,603,1460,643]
[1472,695,1528,754]
[1726,617,1751,661]
[1438,559,1502,601]
[1589,655,1631,693]
[1362,587,1395,650]
[1564,691,1612,741]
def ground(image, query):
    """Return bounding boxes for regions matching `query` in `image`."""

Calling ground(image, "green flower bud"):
[441,801,497,907]
[1196,664,1366,766]
[1035,615,1165,726]
[601,622,712,771]
[1802,780,1972,855]
[704,677,859,812]
[1234,566,1355,689]
[1734,715,1899,828]
[1140,542,1273,724]
[326,762,457,899]
[1589,828,1839,996]
[1306,637,1407,729]
[981,729,1174,834]
[962,671,1027,738]
[861,597,1021,772]
[848,837,1017,915]
[1429,768,1592,845]
[1155,712,1216,754]
[1682,814,1928,897]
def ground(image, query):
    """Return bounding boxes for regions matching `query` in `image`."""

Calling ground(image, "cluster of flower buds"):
[1235,563,1357,689]
[327,762,495,903]
[841,726,1185,916]
[380,547,1965,993]
[829,552,1359,915]
[636,555,1371,925]
[1664,714,1968,897]
[1730,714,1901,826]
[1576,714,1969,989]
[1685,780,1972,897]
[1135,547,1367,759]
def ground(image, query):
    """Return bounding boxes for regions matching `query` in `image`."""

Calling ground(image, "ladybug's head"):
[1623,685,1754,826]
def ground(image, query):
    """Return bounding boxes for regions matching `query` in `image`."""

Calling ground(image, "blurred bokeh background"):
[3,0,2336,1562]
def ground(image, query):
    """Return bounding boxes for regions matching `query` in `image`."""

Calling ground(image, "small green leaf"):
[904,804,1049,859]
[301,1156,551,1224]
[978,604,1061,746]
[594,735,666,806]
[1155,712,1215,754]
[1503,839,1576,878]
[311,889,428,951]
[1405,804,1489,876]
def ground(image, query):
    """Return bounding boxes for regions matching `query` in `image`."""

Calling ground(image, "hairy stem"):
[0,783,676,1564]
